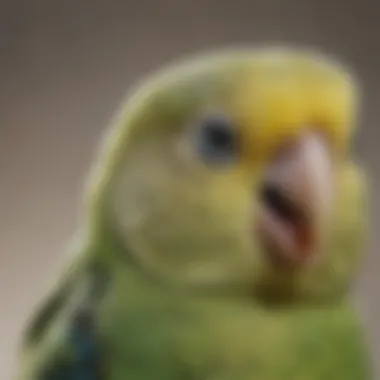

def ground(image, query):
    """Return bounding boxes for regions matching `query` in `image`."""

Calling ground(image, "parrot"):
[15,46,372,380]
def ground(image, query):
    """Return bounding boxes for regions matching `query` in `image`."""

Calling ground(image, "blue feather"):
[41,308,103,380]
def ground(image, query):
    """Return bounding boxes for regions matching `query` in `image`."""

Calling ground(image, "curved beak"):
[257,131,334,266]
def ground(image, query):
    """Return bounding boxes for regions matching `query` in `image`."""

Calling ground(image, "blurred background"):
[1,0,379,379]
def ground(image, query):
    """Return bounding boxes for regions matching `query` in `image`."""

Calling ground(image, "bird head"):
[87,48,368,304]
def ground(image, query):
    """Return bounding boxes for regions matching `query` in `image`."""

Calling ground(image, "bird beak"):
[257,131,334,266]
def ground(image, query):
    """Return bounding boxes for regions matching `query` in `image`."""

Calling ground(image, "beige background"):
[1,0,379,379]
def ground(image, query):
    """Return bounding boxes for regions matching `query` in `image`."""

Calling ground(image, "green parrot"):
[15,47,372,380]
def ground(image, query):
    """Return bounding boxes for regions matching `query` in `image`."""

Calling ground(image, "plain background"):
[1,0,379,379]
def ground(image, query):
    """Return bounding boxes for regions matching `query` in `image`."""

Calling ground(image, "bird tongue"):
[257,204,315,266]
[290,218,314,262]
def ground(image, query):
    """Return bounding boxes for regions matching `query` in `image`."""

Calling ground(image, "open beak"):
[257,131,334,266]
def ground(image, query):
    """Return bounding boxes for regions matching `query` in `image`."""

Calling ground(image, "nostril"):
[260,183,299,221]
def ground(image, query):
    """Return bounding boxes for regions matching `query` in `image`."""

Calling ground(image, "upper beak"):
[257,130,334,266]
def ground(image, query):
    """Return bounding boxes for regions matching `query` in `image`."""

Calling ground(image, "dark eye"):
[194,114,239,165]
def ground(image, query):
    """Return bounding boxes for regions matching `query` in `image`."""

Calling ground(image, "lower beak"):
[257,131,334,266]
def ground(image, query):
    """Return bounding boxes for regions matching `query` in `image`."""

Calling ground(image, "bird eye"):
[194,113,239,165]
